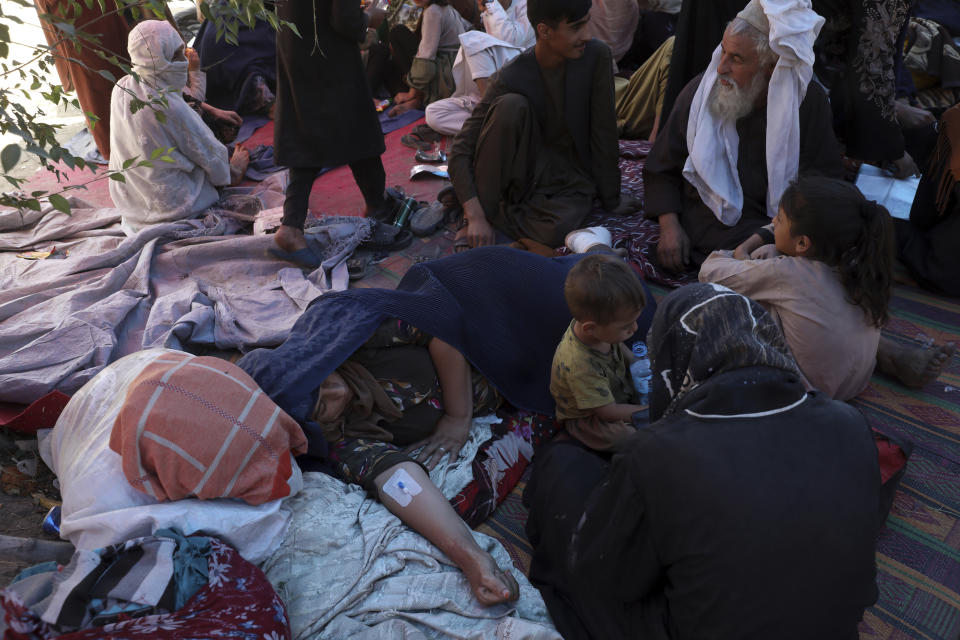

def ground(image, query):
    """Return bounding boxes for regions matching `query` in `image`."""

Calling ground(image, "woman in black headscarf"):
[524,282,881,640]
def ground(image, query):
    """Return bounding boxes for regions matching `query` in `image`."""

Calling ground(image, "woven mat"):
[369,140,960,639]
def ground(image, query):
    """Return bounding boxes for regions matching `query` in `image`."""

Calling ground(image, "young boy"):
[550,254,647,451]
[447,0,641,250]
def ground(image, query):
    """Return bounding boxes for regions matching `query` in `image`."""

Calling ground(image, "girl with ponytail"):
[699,175,954,400]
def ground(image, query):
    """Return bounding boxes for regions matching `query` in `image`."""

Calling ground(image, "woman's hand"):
[405,413,471,470]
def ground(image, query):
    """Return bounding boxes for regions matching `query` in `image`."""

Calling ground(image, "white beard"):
[708,72,768,121]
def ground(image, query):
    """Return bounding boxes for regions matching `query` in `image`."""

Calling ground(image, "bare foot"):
[388,99,421,118]
[461,552,520,606]
[878,337,956,388]
[274,224,307,252]
[229,146,250,186]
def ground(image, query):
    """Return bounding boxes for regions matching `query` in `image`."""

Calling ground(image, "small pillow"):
[110,352,307,505]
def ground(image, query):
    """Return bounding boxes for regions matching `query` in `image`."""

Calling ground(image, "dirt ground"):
[0,434,63,583]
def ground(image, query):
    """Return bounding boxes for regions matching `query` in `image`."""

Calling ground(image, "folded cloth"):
[379,107,426,133]
[109,351,308,504]
[2,529,210,633]
[234,114,271,145]
[2,536,291,640]
[244,143,289,181]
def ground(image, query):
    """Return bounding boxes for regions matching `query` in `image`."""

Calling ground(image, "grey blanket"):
[0,196,372,404]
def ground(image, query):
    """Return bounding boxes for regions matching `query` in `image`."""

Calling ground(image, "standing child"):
[700,175,954,401]
[550,255,647,451]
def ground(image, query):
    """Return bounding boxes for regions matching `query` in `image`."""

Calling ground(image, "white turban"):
[682,0,825,226]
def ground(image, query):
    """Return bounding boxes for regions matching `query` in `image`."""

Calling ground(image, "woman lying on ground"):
[109,20,250,234]
[238,246,655,607]
[524,283,881,639]
[700,176,954,400]
[311,318,518,604]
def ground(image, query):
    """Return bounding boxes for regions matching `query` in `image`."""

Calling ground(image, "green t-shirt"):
[550,321,639,420]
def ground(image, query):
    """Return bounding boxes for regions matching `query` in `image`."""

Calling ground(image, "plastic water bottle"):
[630,341,651,405]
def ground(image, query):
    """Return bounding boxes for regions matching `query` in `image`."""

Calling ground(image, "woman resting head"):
[109,20,247,234]
[312,319,518,606]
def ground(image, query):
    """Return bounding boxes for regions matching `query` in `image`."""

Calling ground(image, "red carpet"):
[20,116,447,214]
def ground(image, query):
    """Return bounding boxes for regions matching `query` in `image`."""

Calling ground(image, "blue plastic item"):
[630,341,651,405]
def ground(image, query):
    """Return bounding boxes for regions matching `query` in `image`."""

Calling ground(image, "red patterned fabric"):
[109,351,307,505]
[452,410,560,527]
[2,538,291,640]
[559,140,697,289]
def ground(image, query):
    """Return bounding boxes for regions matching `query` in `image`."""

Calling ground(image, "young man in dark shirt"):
[448,0,640,250]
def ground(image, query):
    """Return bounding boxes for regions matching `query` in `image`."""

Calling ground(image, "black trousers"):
[281,157,386,229]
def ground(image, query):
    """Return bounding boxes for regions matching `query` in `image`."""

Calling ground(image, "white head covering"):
[127,20,189,92]
[681,0,824,225]
[109,20,229,234]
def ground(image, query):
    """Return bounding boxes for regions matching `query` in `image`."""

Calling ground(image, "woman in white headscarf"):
[109,20,247,235]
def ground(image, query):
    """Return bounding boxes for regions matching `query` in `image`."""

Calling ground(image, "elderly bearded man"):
[643,0,842,272]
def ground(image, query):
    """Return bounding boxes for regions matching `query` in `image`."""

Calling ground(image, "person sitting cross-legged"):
[447,0,641,251]
[643,0,842,272]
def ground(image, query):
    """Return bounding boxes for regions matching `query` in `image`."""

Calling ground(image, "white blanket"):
[264,470,560,639]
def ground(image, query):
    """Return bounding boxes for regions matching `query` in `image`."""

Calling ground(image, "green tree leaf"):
[108,172,126,183]
[1,144,21,173]
[48,193,71,214]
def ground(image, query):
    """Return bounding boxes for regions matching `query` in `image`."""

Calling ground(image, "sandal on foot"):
[412,124,442,142]
[401,133,432,151]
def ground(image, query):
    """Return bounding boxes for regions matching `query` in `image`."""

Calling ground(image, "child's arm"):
[593,402,647,423]
[698,249,781,307]
[732,224,775,259]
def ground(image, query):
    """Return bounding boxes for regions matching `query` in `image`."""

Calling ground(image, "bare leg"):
[876,335,956,388]
[374,461,519,605]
